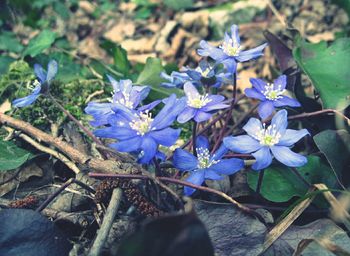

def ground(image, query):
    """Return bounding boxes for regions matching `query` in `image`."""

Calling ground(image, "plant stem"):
[256,170,265,195]
[153,157,162,177]
[192,121,197,156]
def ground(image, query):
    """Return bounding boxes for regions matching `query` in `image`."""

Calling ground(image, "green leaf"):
[164,0,193,10]
[0,140,32,171]
[247,156,337,202]
[23,30,56,57]
[113,44,131,76]
[136,57,183,100]
[0,56,15,75]
[0,31,24,53]
[313,129,350,177]
[293,38,350,110]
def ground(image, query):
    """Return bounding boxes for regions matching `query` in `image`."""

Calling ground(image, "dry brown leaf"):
[121,37,157,53]
[0,100,11,114]
[78,37,107,59]
[104,19,136,43]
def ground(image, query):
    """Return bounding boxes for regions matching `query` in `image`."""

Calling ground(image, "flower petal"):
[184,171,205,196]
[223,135,262,154]
[243,117,263,137]
[244,88,266,101]
[221,57,237,74]
[173,148,199,172]
[271,109,288,135]
[109,136,142,152]
[273,96,301,108]
[230,24,240,45]
[235,43,268,62]
[12,91,41,108]
[34,64,46,84]
[184,82,200,98]
[196,136,209,150]
[138,136,158,164]
[249,78,267,92]
[177,107,196,123]
[209,158,244,175]
[149,128,181,146]
[258,101,275,120]
[197,40,227,61]
[204,170,223,180]
[46,60,58,83]
[273,75,287,90]
[94,126,137,140]
[194,111,212,123]
[107,74,120,91]
[212,144,228,161]
[271,145,307,167]
[251,146,272,170]
[278,129,309,147]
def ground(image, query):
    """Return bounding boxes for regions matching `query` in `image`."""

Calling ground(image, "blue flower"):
[85,75,152,127]
[94,94,185,164]
[173,136,244,195]
[161,60,230,88]
[12,60,58,107]
[197,24,267,73]
[223,110,309,171]
[177,82,229,123]
[245,75,301,119]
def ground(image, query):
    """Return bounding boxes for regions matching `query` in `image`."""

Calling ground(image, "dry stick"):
[225,102,259,135]
[288,108,350,124]
[88,172,266,224]
[192,121,198,156]
[89,188,122,256]
[18,133,81,174]
[0,168,22,186]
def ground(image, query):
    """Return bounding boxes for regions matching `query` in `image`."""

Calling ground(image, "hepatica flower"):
[177,82,229,123]
[160,71,190,88]
[223,110,309,170]
[12,60,58,107]
[173,136,244,195]
[94,94,185,163]
[245,75,301,119]
[85,75,151,127]
[197,24,267,73]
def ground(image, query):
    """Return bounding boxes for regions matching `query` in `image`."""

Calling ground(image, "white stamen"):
[129,111,153,136]
[253,123,281,146]
[187,93,212,109]
[220,38,242,57]
[28,80,40,91]
[197,147,220,169]
[109,88,134,108]
[261,83,286,101]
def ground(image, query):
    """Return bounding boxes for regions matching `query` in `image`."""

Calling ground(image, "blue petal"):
[221,57,237,74]
[94,126,137,140]
[135,86,150,101]
[152,94,182,130]
[196,136,209,150]
[194,111,212,123]
[230,24,240,45]
[149,128,181,146]
[184,82,200,98]
[252,146,272,170]
[271,145,307,167]
[223,135,262,154]
[46,60,58,83]
[244,88,266,101]
[173,148,198,171]
[34,64,46,84]
[109,136,142,152]
[273,96,301,108]
[236,43,268,62]
[184,171,205,196]
[243,117,263,137]
[258,101,275,120]
[212,144,228,161]
[201,102,229,112]
[277,129,309,147]
[271,109,288,135]
[273,75,287,90]
[177,107,196,123]
[250,78,267,92]
[197,40,227,61]
[12,91,41,108]
[204,170,223,180]
[138,100,161,112]
[107,74,120,91]
[209,158,244,175]
[111,103,136,122]
[138,136,158,164]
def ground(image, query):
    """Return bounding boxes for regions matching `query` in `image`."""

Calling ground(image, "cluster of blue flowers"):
[13,24,310,196]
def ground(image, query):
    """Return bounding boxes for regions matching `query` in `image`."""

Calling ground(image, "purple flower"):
[12,60,58,107]
[245,75,301,119]
[177,82,229,123]
[223,110,309,170]
[197,24,267,73]
[160,71,190,88]
[94,94,185,164]
[173,136,244,195]
[85,75,152,127]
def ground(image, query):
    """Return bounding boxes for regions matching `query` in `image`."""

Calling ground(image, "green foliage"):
[247,156,337,203]
[293,38,350,110]
[23,30,57,57]
[0,31,24,53]
[136,57,183,100]
[163,0,194,10]
[0,140,32,171]
[112,45,131,77]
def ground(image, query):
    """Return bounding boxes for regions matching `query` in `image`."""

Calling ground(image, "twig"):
[89,188,122,256]
[192,121,197,156]
[0,168,22,186]
[18,133,81,174]
[266,0,287,27]
[288,109,350,125]
[225,102,259,135]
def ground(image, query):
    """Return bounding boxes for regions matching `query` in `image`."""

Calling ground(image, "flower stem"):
[153,157,162,177]
[192,121,197,157]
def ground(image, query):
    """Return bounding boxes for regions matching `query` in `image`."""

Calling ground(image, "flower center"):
[197,147,220,169]
[187,93,212,109]
[262,83,285,101]
[129,111,153,136]
[201,68,211,78]
[254,124,281,146]
[220,39,242,56]
[28,80,41,91]
[109,89,134,108]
